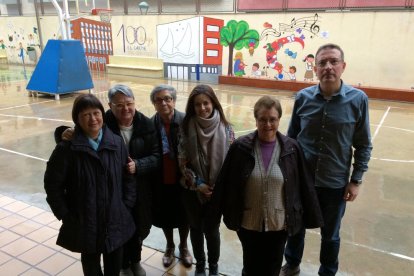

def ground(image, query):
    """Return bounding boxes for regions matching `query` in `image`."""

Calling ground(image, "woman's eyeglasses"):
[154,96,173,104]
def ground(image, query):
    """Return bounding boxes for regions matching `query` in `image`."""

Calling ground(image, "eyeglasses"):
[257,118,279,125]
[154,96,173,104]
[316,59,343,67]
[111,102,135,109]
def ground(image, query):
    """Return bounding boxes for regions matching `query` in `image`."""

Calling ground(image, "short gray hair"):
[108,84,134,103]
[254,96,282,119]
[150,84,177,104]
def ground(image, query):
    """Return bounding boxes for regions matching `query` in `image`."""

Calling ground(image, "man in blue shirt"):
[280,44,372,276]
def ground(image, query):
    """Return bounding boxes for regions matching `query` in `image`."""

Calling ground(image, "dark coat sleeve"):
[133,143,160,175]
[54,126,71,144]
[133,126,161,176]
[213,142,254,231]
[44,142,72,220]
[213,142,237,212]
[296,143,324,229]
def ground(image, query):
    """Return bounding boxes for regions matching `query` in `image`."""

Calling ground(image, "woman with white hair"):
[150,84,193,268]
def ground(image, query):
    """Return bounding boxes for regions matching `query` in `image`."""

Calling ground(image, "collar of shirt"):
[314,80,346,98]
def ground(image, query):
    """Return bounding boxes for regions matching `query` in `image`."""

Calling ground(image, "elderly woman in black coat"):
[45,94,136,276]
[214,96,323,276]
[150,84,193,268]
[54,85,160,276]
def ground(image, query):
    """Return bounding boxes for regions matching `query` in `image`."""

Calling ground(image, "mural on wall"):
[116,24,154,54]
[286,65,297,81]
[263,35,304,80]
[71,17,113,71]
[303,54,315,81]
[157,17,224,82]
[233,51,246,76]
[159,21,195,60]
[220,20,260,76]
[0,20,41,65]
[217,13,325,80]
[259,13,323,80]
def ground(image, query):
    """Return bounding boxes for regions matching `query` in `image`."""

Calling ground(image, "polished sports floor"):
[0,65,413,275]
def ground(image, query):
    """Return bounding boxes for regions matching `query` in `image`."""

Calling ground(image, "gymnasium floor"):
[0,65,413,275]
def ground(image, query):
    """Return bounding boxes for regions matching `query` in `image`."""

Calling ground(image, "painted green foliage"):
[220,20,259,75]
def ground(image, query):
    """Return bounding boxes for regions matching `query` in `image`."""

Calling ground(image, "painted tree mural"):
[220,20,259,76]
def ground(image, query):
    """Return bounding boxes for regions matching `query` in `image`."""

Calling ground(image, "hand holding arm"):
[62,128,74,141]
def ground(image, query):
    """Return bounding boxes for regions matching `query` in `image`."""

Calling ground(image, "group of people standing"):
[44,43,372,276]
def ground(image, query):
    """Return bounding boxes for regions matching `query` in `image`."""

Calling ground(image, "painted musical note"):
[278,13,321,37]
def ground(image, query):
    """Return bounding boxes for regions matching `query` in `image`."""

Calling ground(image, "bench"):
[106,55,164,78]
[0,49,7,64]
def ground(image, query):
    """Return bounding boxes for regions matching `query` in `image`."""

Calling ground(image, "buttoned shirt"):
[288,81,372,189]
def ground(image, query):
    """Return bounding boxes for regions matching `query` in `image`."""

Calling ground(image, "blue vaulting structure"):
[26,40,93,96]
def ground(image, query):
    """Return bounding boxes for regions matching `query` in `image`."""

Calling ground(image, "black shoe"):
[208,263,218,276]
[178,245,193,268]
[162,247,175,267]
[195,262,206,276]
[279,263,300,276]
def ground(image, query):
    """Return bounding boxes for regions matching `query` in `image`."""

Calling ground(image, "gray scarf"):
[187,110,227,188]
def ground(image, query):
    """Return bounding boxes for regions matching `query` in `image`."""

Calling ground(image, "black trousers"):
[237,228,287,276]
[190,221,220,266]
[122,232,144,268]
[81,246,123,276]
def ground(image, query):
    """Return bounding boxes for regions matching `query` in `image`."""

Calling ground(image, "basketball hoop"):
[92,8,113,23]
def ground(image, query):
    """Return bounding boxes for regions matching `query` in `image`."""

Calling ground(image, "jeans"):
[284,187,346,276]
[81,246,123,276]
[238,228,287,276]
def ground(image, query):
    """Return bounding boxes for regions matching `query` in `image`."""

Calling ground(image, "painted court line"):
[0,147,47,162]
[0,100,56,111]
[372,106,391,141]
[0,113,72,123]
[370,124,414,134]
[348,242,414,262]
[92,89,109,95]
[307,230,414,262]
[371,157,414,163]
